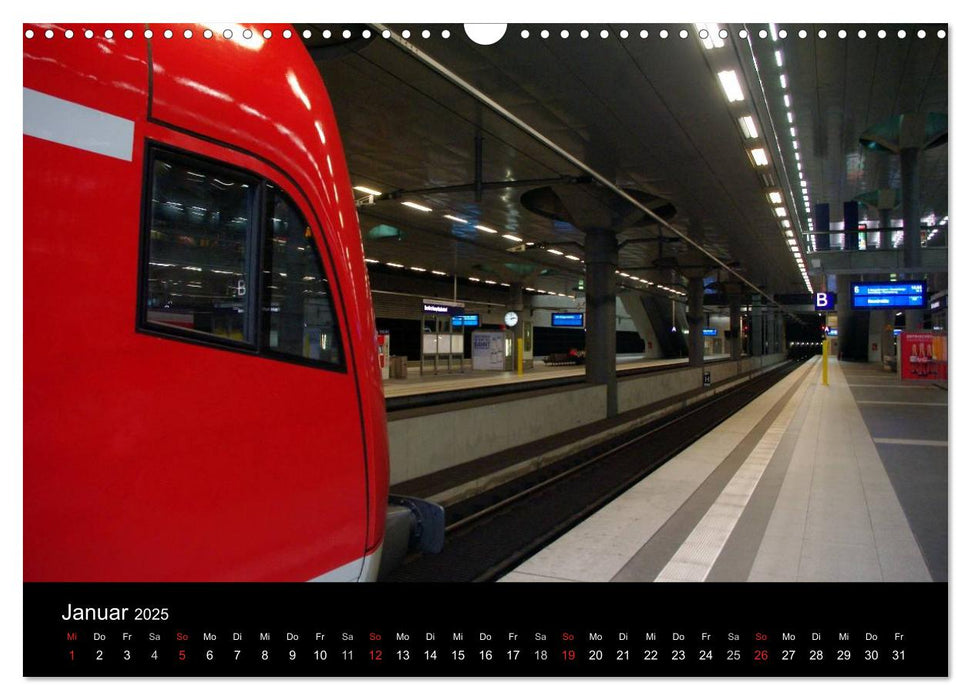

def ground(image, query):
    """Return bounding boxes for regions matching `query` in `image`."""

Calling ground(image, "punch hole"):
[817,30,826,39]
[679,29,688,39]
[24,29,34,39]
[382,30,391,39]
[639,30,648,39]
[858,29,867,38]
[619,29,629,39]
[897,30,906,39]
[441,29,449,39]
[422,29,431,39]
[302,29,311,39]
[105,29,114,39]
[520,29,529,38]
[145,29,154,39]
[541,29,549,39]
[719,29,728,39]
[738,29,748,39]
[838,30,847,39]
[343,29,352,39]
[84,29,94,39]
[798,29,807,39]
[263,29,272,39]
[322,30,331,39]
[402,29,411,39]
[937,29,946,38]
[242,29,253,39]
[580,29,588,39]
[778,29,788,39]
[758,29,768,39]
[184,29,193,39]
[163,29,173,39]
[560,29,570,39]
[917,29,926,38]
[363,29,372,39]
[203,29,212,39]
[44,29,53,39]
[465,24,509,45]
[877,29,886,39]
[659,29,668,39]
[65,29,74,39]
[283,29,292,39]
[600,30,609,39]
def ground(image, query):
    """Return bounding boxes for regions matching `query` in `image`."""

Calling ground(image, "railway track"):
[383,359,803,582]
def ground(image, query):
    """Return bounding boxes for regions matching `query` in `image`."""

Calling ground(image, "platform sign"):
[452,314,480,327]
[551,312,584,327]
[900,332,947,381]
[814,292,836,311]
[851,282,926,309]
[422,298,465,316]
[702,328,718,336]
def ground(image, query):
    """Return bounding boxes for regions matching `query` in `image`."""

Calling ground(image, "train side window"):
[261,186,343,367]
[142,154,257,344]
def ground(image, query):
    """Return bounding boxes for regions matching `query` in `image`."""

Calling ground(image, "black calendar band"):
[24,582,947,677]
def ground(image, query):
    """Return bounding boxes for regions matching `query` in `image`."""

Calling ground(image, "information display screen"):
[551,312,584,327]
[451,314,480,327]
[814,292,837,311]
[851,282,926,309]
[702,328,718,336]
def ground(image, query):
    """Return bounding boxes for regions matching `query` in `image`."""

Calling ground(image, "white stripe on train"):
[23,87,134,161]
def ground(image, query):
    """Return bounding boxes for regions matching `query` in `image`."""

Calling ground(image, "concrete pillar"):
[729,293,742,360]
[878,207,892,250]
[584,230,618,417]
[751,305,763,357]
[766,307,776,354]
[901,146,921,270]
[509,283,525,366]
[686,275,704,367]
[836,275,852,360]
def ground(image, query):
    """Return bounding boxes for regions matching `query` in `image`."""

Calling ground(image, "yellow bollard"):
[821,337,829,386]
[517,337,524,376]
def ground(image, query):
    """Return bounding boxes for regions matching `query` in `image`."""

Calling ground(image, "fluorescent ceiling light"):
[717,70,745,102]
[619,272,631,277]
[502,234,523,242]
[786,112,794,124]
[750,148,769,166]
[782,219,791,228]
[353,185,382,196]
[739,115,759,139]
[431,270,447,276]
[386,262,404,268]
[468,276,480,281]
[402,201,432,212]
[697,23,724,49]
[768,191,783,204]
[410,266,426,272]
[475,225,497,233]
[484,280,497,285]
[780,74,788,89]
[547,248,564,256]
[565,254,580,261]
[364,258,379,264]
[444,214,468,224]
[790,127,797,137]
[775,207,787,217]
[775,50,783,67]
[783,94,791,107]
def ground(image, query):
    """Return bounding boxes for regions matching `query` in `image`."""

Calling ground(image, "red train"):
[24,23,441,581]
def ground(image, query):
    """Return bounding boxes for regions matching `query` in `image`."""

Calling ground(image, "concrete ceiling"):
[302,23,948,306]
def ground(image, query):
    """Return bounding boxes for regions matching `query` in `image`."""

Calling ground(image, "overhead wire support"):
[370,23,793,318]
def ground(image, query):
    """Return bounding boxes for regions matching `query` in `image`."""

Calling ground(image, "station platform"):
[383,353,731,399]
[499,356,947,583]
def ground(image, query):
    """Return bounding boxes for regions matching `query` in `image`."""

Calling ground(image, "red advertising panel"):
[900,332,948,381]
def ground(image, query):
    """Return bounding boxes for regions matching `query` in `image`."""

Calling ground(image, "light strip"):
[353,185,382,196]
[750,148,769,166]
[502,233,523,242]
[402,201,432,212]
[444,214,468,224]
[475,225,497,233]
[739,115,759,139]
